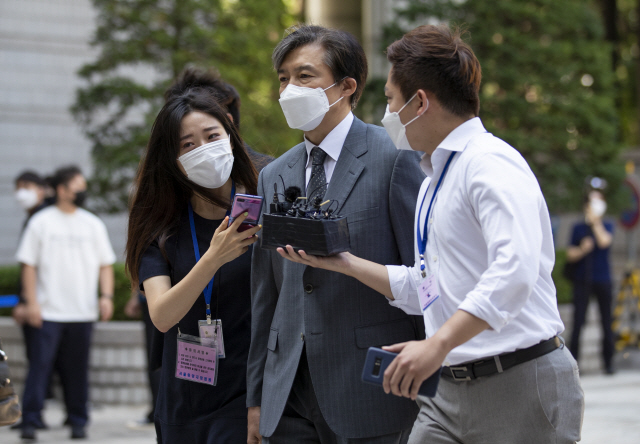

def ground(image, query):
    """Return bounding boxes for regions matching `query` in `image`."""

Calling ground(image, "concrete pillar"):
[305,0,363,43]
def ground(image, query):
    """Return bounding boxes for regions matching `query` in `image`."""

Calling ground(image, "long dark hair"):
[126,88,258,285]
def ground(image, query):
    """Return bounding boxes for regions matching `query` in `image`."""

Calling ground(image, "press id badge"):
[198,319,225,358]
[418,273,440,312]
[176,332,218,386]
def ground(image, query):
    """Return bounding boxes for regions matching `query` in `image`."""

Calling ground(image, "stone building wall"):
[0,0,127,265]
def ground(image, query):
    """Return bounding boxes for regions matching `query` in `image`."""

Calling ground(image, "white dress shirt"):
[303,112,354,189]
[386,117,564,365]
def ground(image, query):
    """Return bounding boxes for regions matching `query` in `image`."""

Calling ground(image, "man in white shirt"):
[277,24,584,443]
[16,166,116,441]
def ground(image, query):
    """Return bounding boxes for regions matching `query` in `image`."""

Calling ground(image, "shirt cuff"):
[457,293,511,333]
[386,265,422,316]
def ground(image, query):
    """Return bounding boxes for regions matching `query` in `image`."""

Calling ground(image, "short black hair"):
[50,165,83,190]
[165,67,242,129]
[15,171,46,187]
[272,25,368,108]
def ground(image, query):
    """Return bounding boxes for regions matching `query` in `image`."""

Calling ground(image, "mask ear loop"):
[325,76,350,107]
[404,97,428,127]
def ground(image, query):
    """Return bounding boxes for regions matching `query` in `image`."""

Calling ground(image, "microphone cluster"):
[259,177,351,256]
[270,183,339,220]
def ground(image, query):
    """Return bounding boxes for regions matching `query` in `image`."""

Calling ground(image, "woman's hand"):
[276,245,351,273]
[205,212,261,267]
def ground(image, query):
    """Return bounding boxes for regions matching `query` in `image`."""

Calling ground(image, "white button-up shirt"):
[304,112,354,188]
[386,117,564,365]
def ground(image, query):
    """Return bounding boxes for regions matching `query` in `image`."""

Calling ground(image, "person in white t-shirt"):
[15,165,116,441]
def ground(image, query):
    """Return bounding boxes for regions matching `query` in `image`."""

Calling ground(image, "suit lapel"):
[324,118,368,214]
[283,143,307,194]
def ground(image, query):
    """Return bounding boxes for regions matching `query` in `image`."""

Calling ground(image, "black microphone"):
[284,186,302,203]
[270,183,281,214]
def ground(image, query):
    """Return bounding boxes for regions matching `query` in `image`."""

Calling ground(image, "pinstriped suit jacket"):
[247,117,426,438]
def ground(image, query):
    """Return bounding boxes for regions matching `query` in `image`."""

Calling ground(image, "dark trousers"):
[21,321,93,427]
[23,324,60,401]
[265,348,411,444]
[141,300,160,421]
[569,281,614,369]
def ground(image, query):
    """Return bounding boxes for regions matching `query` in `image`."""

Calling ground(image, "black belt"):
[441,336,562,381]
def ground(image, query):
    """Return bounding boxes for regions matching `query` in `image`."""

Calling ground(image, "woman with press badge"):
[126,90,261,443]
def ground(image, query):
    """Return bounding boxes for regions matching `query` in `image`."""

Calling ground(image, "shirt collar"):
[304,112,354,166]
[420,117,486,176]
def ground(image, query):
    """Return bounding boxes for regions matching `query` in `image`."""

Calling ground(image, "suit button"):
[300,333,305,341]
[304,284,314,294]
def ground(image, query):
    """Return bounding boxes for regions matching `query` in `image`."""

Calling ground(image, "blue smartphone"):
[361,347,441,397]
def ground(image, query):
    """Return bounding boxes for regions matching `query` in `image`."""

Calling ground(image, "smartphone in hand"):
[229,194,263,232]
[362,347,441,397]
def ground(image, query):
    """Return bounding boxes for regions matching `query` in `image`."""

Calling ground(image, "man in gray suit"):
[247,25,425,443]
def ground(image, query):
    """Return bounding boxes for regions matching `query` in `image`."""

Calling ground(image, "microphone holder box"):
[260,213,351,256]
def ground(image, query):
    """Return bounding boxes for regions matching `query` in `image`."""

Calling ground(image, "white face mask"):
[178,136,234,189]
[278,81,345,131]
[381,93,425,151]
[15,188,39,210]
[590,198,607,218]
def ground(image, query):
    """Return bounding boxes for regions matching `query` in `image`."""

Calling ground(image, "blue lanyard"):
[417,152,456,278]
[188,180,235,321]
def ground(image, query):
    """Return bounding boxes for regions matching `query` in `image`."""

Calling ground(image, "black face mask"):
[73,190,87,207]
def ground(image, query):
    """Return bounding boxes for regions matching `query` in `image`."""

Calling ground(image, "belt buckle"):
[449,365,472,381]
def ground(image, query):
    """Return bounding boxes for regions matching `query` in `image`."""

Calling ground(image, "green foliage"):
[552,249,573,305]
[112,262,134,321]
[72,0,300,212]
[0,264,134,321]
[0,266,20,298]
[377,0,625,212]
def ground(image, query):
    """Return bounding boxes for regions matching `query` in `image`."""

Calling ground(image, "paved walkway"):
[580,370,640,444]
[1,366,639,443]
[0,402,156,443]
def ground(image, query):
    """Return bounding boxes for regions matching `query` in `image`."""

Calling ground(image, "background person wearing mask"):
[10,171,54,432]
[247,25,425,444]
[566,187,615,374]
[12,171,51,328]
[15,165,116,441]
[14,171,50,224]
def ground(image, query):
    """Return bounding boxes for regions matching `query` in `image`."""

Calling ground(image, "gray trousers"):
[263,350,411,444]
[408,346,584,444]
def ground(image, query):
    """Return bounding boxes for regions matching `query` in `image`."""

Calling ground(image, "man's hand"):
[25,301,42,328]
[382,339,447,400]
[12,303,27,325]
[276,246,351,274]
[247,406,261,444]
[99,296,114,321]
[382,310,490,400]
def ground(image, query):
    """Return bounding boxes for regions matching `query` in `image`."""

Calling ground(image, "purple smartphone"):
[228,194,264,232]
